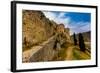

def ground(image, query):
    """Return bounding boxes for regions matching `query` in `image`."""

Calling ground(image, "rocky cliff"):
[22,10,70,50]
[22,10,57,50]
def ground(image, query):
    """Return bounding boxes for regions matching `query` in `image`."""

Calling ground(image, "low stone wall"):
[29,36,57,62]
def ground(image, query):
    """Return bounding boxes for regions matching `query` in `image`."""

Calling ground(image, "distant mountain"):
[71,31,91,42]
[81,31,91,42]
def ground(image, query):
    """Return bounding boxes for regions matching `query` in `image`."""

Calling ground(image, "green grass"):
[58,48,67,60]
[52,48,67,61]
[73,46,91,60]
[73,49,83,60]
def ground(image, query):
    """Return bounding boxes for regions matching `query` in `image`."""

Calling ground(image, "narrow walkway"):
[22,35,56,63]
[65,46,73,60]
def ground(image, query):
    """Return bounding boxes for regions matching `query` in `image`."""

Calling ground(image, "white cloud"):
[43,11,90,35]
[43,12,57,20]
[43,11,70,28]
[57,13,67,18]
[69,22,90,35]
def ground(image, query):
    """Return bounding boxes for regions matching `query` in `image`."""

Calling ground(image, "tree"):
[78,33,86,52]
[73,33,77,45]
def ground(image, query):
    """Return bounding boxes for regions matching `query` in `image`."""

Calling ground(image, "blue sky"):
[43,11,91,35]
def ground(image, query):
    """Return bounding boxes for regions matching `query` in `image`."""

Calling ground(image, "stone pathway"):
[22,35,56,63]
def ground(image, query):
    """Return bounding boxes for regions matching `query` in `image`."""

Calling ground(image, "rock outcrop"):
[22,10,57,49]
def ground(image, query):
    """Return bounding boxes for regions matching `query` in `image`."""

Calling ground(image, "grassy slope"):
[73,46,91,60]
[52,44,91,61]
[65,45,91,60]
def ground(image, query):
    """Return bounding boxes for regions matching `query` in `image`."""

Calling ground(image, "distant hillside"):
[81,31,91,42]
[71,31,91,42]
